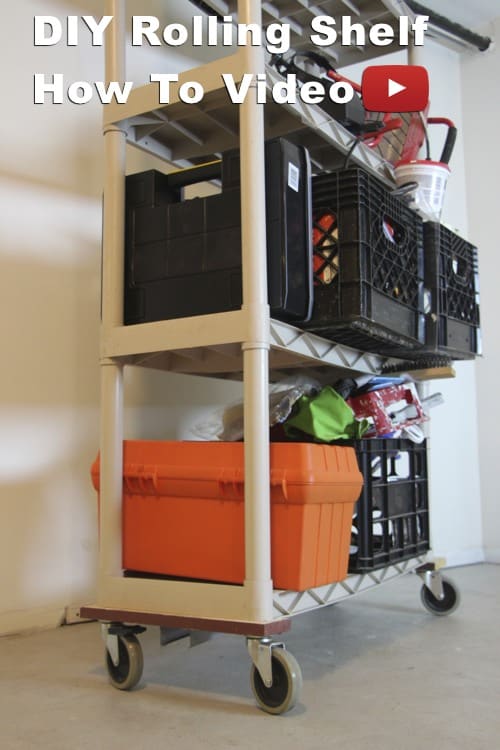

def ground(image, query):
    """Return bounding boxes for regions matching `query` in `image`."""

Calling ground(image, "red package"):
[347,383,428,438]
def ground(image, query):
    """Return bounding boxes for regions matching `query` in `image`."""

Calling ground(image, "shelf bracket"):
[101,624,119,667]
[247,637,285,688]
[417,564,445,600]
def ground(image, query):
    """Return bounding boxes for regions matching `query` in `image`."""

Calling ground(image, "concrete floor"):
[0,563,498,749]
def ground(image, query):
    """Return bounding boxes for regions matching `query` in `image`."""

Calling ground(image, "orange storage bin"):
[91,441,363,591]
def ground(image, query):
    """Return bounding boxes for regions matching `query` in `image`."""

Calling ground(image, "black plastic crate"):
[300,168,425,356]
[422,222,480,359]
[124,138,313,325]
[124,186,244,322]
[349,438,430,573]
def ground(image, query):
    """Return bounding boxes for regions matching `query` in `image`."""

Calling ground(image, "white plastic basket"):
[394,160,450,222]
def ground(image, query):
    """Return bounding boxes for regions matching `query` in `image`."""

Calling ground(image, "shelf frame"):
[272,555,428,617]
[90,0,413,630]
[98,0,127,588]
[95,0,278,627]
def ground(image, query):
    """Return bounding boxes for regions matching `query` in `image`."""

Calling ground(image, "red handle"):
[427,117,455,128]
[363,116,404,147]
[427,117,457,164]
[326,68,362,94]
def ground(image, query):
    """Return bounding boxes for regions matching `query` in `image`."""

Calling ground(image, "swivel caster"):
[103,624,145,690]
[420,575,461,616]
[248,638,302,715]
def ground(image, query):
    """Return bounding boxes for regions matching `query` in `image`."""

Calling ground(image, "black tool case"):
[124,138,313,325]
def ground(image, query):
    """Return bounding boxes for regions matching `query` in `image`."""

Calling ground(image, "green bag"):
[284,386,369,442]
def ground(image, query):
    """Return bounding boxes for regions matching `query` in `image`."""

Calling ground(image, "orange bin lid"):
[91,441,363,505]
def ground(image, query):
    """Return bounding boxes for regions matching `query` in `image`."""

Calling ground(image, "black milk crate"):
[349,438,430,573]
[300,168,425,356]
[423,222,481,359]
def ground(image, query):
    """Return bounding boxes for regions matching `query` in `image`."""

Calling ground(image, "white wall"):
[461,17,500,562]
[416,40,484,566]
[0,0,240,635]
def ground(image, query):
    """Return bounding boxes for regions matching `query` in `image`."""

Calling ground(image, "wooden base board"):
[79,606,291,637]
[408,366,456,381]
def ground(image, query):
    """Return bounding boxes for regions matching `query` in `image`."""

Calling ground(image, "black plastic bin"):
[301,168,425,356]
[349,438,430,573]
[124,138,313,325]
[422,222,480,359]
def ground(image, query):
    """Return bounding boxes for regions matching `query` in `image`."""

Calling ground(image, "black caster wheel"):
[106,633,144,690]
[250,648,302,715]
[420,576,461,616]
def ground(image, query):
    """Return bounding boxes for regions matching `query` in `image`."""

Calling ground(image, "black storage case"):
[422,222,480,359]
[349,438,430,573]
[124,139,313,325]
[300,167,425,356]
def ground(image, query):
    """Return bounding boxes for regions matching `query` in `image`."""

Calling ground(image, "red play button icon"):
[362,65,429,112]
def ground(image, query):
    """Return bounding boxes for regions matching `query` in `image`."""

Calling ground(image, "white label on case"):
[288,162,299,192]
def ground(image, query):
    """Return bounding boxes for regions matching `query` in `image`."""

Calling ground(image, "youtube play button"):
[362,65,429,113]
[388,78,406,97]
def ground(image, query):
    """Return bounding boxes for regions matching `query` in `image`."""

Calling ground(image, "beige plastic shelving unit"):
[81,0,457,714]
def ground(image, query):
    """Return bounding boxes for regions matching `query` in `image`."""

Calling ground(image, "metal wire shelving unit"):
[81,0,460,714]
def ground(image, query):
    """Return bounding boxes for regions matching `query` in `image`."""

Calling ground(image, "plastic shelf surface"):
[102,315,387,381]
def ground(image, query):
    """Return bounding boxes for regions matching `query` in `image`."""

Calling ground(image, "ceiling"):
[68,1,499,37]
[408,0,499,30]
